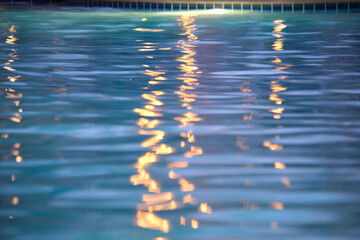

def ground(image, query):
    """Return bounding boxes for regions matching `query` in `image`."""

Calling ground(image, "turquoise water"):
[1,8,360,240]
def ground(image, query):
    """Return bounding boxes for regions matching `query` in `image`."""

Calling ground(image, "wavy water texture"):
[0,9,360,240]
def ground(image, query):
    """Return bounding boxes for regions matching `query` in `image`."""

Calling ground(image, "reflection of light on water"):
[135,152,158,168]
[134,107,163,117]
[173,13,211,230]
[273,20,286,32]
[191,219,199,229]
[264,20,291,152]
[131,22,180,235]
[272,20,286,51]
[138,130,165,147]
[3,25,23,220]
[178,178,195,192]
[209,9,228,14]
[184,145,203,158]
[134,28,164,32]
[174,112,202,127]
[281,177,291,187]
[263,141,283,151]
[167,161,188,168]
[143,69,166,77]
[8,75,21,82]
[131,14,213,237]
[262,20,292,227]
[137,211,170,233]
[183,193,197,204]
[270,202,284,210]
[236,136,250,151]
[4,66,16,71]
[11,196,19,205]
[154,237,169,240]
[199,202,212,214]
[152,144,175,155]
[137,118,161,129]
[274,162,286,169]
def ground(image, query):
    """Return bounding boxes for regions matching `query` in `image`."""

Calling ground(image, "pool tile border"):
[67,0,360,12]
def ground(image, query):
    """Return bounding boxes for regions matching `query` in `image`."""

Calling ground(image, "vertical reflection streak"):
[131,14,212,238]
[172,14,211,230]
[131,25,176,235]
[265,19,293,224]
[3,24,23,219]
[263,19,292,154]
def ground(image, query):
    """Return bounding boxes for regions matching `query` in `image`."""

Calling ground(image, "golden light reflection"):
[5,35,18,45]
[137,200,180,212]
[272,20,286,51]
[133,108,163,117]
[137,118,161,129]
[264,20,292,155]
[131,23,179,235]
[269,108,284,114]
[263,21,291,219]
[174,112,202,127]
[183,194,197,205]
[179,178,195,192]
[138,48,156,52]
[271,84,288,93]
[3,24,23,178]
[143,192,173,203]
[137,211,170,233]
[3,66,16,71]
[138,130,165,147]
[130,168,160,193]
[184,146,203,158]
[270,202,284,210]
[135,152,158,168]
[274,162,286,169]
[168,170,180,179]
[273,20,286,32]
[281,177,291,187]
[152,144,175,155]
[263,141,283,151]
[167,161,188,168]
[180,216,186,225]
[11,196,19,205]
[159,48,172,51]
[142,93,164,106]
[191,219,198,229]
[199,202,212,214]
[134,28,164,32]
[132,13,212,236]
[143,69,166,77]
[1,134,9,139]
[173,13,212,232]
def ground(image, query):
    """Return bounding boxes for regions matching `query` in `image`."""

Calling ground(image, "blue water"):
[1,8,360,240]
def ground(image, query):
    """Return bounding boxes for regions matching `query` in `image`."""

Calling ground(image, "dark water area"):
[1,8,360,240]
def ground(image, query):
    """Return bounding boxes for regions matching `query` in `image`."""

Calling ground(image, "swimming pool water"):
[1,8,360,240]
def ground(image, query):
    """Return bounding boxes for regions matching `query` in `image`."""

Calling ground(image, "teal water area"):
[1,8,360,240]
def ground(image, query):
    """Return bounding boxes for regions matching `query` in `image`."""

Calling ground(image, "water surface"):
[1,8,360,240]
